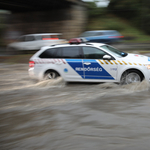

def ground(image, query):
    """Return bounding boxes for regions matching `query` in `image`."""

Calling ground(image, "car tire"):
[120,70,143,85]
[44,70,59,80]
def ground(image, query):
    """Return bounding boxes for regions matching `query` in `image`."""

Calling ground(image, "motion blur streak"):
[0,64,150,150]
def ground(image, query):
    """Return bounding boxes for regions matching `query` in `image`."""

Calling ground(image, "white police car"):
[28,38,150,84]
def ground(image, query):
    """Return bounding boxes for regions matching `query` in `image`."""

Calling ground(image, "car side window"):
[35,35,42,40]
[25,36,35,41]
[96,32,104,36]
[39,47,81,59]
[82,46,108,59]
[54,48,62,58]
[39,48,58,58]
[62,47,81,58]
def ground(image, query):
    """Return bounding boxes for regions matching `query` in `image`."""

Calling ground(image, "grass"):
[86,14,150,43]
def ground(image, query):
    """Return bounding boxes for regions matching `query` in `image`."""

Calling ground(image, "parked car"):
[28,38,150,84]
[79,30,124,44]
[7,33,67,53]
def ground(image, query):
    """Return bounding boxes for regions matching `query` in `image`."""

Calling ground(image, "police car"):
[28,38,150,84]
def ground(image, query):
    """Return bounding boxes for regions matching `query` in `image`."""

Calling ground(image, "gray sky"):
[82,0,110,7]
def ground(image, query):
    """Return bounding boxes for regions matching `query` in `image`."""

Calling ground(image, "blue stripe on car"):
[66,59,114,80]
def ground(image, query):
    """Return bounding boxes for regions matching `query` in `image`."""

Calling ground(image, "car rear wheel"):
[44,71,59,80]
[120,70,143,85]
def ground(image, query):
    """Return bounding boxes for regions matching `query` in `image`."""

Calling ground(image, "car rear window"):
[80,32,97,37]
[39,46,81,59]
[39,48,58,58]
[62,47,81,58]
[25,36,35,41]
[17,36,25,42]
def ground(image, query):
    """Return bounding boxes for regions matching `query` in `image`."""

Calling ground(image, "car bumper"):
[28,67,43,80]
[28,68,35,78]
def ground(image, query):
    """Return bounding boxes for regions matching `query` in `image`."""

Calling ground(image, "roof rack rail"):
[50,42,69,47]
[86,43,93,45]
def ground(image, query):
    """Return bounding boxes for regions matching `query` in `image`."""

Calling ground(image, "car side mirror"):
[103,55,111,60]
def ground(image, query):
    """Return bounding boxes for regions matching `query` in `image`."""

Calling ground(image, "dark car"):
[79,30,124,44]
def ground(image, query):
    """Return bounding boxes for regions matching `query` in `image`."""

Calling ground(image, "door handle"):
[84,62,91,65]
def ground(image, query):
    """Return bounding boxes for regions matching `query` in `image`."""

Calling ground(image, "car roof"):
[47,42,106,48]
[23,33,62,36]
[84,30,118,33]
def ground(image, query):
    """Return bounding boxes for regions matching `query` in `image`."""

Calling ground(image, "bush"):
[108,0,150,35]
[104,20,125,31]
[86,1,107,17]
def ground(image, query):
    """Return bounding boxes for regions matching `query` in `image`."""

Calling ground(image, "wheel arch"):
[119,68,145,82]
[44,69,60,78]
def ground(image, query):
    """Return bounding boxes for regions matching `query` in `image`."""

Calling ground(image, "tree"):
[108,0,150,34]
[86,1,107,17]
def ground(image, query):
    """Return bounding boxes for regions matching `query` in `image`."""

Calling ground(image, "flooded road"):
[0,63,150,150]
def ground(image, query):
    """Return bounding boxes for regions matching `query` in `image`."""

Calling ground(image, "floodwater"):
[0,63,150,150]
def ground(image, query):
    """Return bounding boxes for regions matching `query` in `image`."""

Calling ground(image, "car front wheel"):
[120,70,143,85]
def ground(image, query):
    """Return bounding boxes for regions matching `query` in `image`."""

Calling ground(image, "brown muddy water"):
[0,63,150,150]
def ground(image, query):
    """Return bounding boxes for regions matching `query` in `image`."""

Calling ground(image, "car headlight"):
[145,64,150,69]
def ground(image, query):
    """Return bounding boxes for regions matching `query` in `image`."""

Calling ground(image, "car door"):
[24,35,37,50]
[61,46,84,80]
[82,46,118,81]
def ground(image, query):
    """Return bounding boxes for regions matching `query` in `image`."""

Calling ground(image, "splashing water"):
[122,80,150,92]
[34,77,65,88]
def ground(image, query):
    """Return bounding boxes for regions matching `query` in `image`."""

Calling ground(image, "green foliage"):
[86,15,150,43]
[86,1,107,17]
[103,20,124,31]
[108,0,140,19]
[108,0,150,35]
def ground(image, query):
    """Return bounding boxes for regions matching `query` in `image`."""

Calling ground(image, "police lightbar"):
[69,38,88,44]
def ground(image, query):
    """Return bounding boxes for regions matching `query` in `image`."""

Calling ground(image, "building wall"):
[6,4,87,41]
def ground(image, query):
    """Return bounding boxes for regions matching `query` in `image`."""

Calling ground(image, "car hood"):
[122,53,150,64]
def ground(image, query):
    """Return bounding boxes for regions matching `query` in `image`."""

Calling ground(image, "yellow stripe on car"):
[103,60,109,64]
[108,60,113,65]
[112,60,118,65]
[98,60,104,64]
[128,62,132,65]
[98,59,144,67]
[122,61,127,65]
[117,60,123,65]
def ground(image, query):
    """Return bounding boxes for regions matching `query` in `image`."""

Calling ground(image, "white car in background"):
[7,33,67,53]
[28,38,150,84]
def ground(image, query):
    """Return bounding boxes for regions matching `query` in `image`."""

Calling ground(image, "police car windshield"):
[100,45,128,58]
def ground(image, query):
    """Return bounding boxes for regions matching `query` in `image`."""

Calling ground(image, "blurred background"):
[1,1,150,150]
[0,0,150,55]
